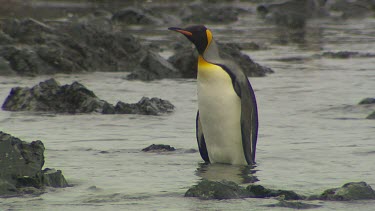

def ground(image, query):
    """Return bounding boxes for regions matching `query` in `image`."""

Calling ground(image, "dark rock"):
[2,78,175,115]
[0,178,17,195]
[42,168,69,188]
[0,131,68,197]
[1,78,107,113]
[1,18,56,45]
[359,98,375,105]
[181,3,242,24]
[219,43,274,77]
[265,199,322,209]
[142,144,176,152]
[247,184,306,200]
[168,42,273,78]
[367,111,375,119]
[167,47,198,78]
[185,180,252,200]
[257,0,327,28]
[127,51,181,81]
[326,0,375,19]
[0,17,174,76]
[321,51,375,59]
[0,30,14,45]
[115,97,174,115]
[0,57,15,75]
[112,7,163,25]
[309,182,375,201]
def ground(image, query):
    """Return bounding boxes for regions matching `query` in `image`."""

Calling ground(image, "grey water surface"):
[1,8,375,211]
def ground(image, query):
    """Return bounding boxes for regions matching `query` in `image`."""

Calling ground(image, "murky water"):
[1,4,375,211]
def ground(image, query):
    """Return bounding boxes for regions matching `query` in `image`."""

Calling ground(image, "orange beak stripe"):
[175,30,193,36]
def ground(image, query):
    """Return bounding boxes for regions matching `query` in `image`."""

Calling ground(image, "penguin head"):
[169,25,213,55]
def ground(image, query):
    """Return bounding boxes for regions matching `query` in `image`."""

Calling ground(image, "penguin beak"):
[168,27,193,36]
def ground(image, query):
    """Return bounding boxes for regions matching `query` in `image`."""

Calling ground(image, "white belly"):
[197,63,246,165]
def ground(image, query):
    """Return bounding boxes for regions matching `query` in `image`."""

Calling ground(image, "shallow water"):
[1,7,375,211]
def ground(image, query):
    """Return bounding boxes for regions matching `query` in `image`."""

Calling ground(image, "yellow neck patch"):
[198,55,213,67]
[198,55,228,81]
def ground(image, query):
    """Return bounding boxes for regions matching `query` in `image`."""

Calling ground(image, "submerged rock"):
[142,144,176,152]
[2,78,174,115]
[358,98,375,119]
[185,180,305,200]
[42,168,69,188]
[265,199,322,209]
[359,98,375,105]
[321,51,375,59]
[247,184,305,200]
[367,111,375,119]
[185,180,251,200]
[0,131,68,197]
[309,182,375,201]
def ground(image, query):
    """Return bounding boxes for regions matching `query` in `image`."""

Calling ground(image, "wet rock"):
[2,78,107,113]
[142,144,176,152]
[168,42,273,78]
[257,0,327,28]
[0,178,17,195]
[247,184,305,200]
[112,7,163,25]
[181,3,242,24]
[359,98,375,105]
[219,43,274,77]
[1,18,56,45]
[0,30,14,44]
[0,17,174,76]
[0,57,15,75]
[167,47,198,78]
[185,180,251,200]
[326,0,375,19]
[127,51,181,81]
[0,131,68,197]
[367,111,375,119]
[42,168,69,188]
[309,182,375,201]
[2,78,175,115]
[321,51,375,59]
[115,97,174,115]
[265,197,322,209]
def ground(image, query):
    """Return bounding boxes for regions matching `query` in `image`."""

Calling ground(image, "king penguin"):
[169,25,258,165]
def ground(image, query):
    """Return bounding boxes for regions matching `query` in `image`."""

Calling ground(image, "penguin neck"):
[201,39,222,64]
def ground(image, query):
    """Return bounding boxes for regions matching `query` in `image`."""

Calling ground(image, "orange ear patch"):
[206,29,213,45]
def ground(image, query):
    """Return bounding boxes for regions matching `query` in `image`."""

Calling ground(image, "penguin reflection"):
[196,163,258,184]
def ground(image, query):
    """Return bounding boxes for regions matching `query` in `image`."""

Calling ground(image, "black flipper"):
[196,110,210,163]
